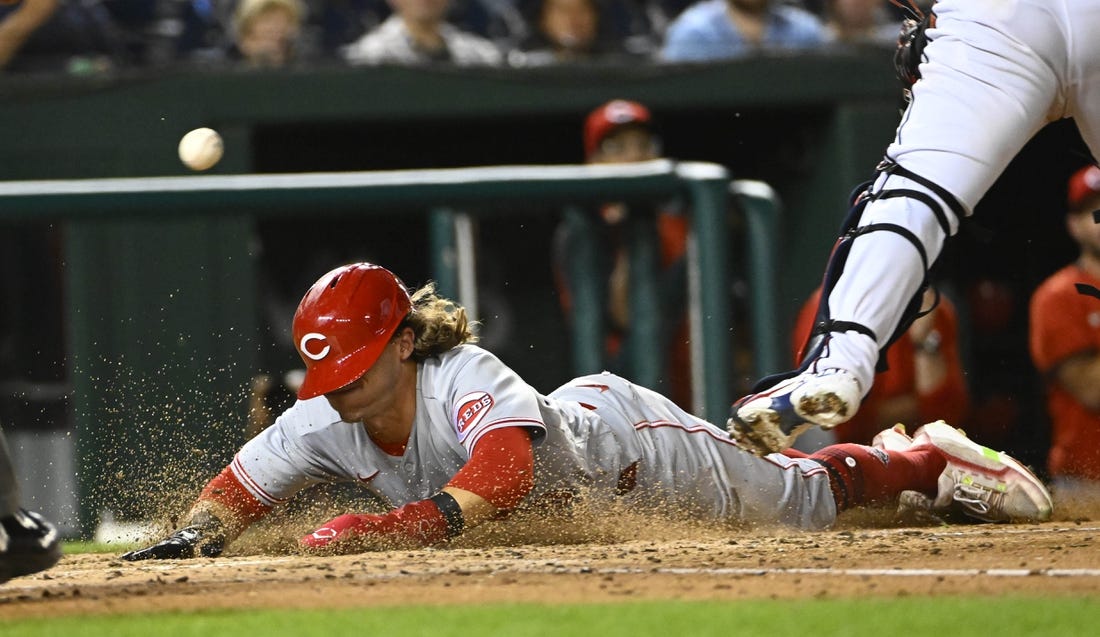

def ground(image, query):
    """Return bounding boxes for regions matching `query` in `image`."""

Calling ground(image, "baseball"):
[178,127,224,171]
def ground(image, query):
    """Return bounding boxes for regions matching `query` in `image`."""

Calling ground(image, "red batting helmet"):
[292,263,412,400]
[583,99,652,159]
[1067,164,1100,212]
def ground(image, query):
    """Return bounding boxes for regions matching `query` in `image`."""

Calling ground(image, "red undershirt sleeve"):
[199,465,272,525]
[446,426,535,511]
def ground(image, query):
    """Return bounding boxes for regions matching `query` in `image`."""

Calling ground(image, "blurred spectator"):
[0,0,57,70]
[314,0,524,59]
[552,99,693,408]
[1029,164,1100,494]
[511,0,644,65]
[659,0,825,62]
[820,0,897,45]
[515,0,602,64]
[792,286,970,446]
[227,0,305,66]
[0,0,127,73]
[342,0,503,65]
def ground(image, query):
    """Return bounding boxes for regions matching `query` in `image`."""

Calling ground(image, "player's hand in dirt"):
[300,500,450,552]
[300,513,378,551]
[120,526,225,561]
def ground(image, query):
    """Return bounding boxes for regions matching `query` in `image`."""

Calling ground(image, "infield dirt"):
[3,502,1099,620]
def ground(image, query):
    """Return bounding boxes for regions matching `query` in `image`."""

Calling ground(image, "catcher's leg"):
[731,0,1064,456]
[729,166,963,455]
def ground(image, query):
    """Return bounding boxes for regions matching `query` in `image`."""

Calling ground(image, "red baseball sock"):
[809,443,946,511]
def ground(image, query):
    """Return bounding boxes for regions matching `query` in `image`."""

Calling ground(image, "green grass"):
[4,597,1095,637]
[62,541,135,555]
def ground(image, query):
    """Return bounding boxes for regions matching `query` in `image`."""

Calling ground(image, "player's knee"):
[859,190,952,256]
[867,169,965,235]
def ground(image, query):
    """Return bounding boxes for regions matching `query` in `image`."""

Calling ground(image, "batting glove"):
[120,525,224,561]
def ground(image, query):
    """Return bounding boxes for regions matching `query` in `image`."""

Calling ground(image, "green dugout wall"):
[0,53,903,534]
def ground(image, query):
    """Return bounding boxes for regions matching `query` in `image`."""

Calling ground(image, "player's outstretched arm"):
[300,427,534,553]
[298,487,497,552]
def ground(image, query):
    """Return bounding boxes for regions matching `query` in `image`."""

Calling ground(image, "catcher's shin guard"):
[743,180,877,397]
[798,160,965,372]
[749,160,966,396]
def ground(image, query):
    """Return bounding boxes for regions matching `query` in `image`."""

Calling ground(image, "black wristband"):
[429,492,465,539]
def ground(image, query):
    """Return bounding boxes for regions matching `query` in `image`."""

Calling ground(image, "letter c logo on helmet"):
[299,333,331,361]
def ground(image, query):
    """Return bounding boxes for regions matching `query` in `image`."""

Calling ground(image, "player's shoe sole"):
[914,421,1053,523]
[728,368,862,455]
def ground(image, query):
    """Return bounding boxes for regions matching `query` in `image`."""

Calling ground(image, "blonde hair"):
[400,282,478,360]
[233,0,305,39]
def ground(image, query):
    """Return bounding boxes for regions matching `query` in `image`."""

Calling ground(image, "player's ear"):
[394,327,415,360]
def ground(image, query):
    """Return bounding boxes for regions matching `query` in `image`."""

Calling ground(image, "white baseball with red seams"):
[229,345,838,529]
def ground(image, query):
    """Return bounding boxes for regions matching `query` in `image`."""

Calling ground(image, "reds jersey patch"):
[455,391,494,436]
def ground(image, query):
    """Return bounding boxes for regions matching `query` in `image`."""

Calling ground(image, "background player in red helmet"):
[123,262,1051,559]
[552,99,693,408]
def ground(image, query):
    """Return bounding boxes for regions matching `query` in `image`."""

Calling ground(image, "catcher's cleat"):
[912,421,1053,523]
[728,368,862,455]
[0,509,62,584]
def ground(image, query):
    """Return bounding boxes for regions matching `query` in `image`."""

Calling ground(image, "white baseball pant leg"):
[815,0,1100,392]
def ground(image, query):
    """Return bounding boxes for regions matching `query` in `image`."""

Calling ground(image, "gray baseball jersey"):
[232,345,836,530]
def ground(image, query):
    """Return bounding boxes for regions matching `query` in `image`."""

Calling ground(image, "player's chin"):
[334,409,364,424]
